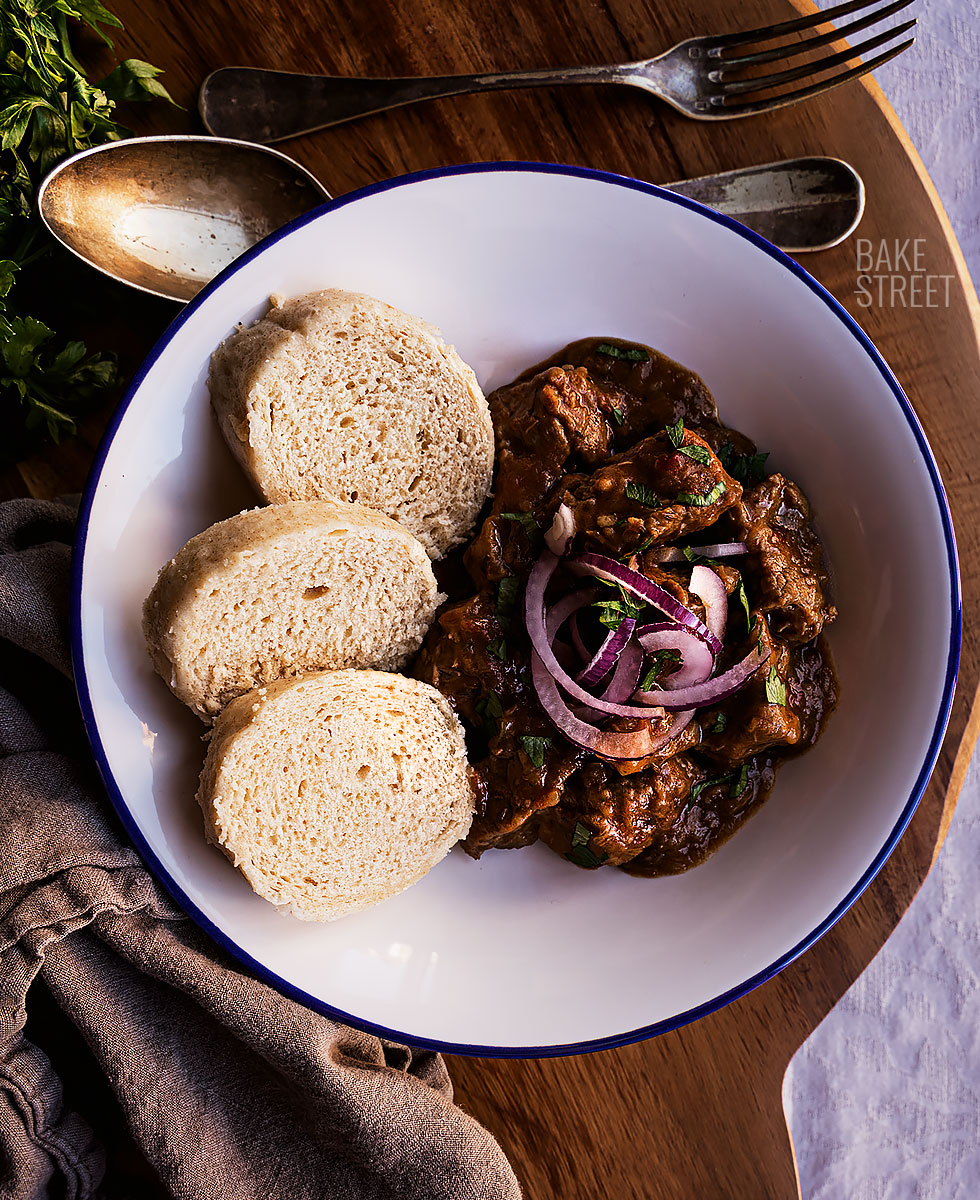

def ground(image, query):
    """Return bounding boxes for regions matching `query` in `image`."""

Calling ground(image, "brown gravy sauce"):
[415,338,838,876]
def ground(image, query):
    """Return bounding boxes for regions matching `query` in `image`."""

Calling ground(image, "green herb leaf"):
[99,58,175,103]
[595,342,649,362]
[682,545,719,566]
[736,578,752,632]
[594,597,639,630]
[666,417,684,448]
[684,769,738,815]
[475,690,504,737]
[710,712,727,734]
[676,481,726,508]
[0,0,172,451]
[565,821,609,868]
[625,480,661,508]
[729,764,749,798]
[519,735,551,769]
[686,775,725,810]
[611,404,625,425]
[622,533,655,562]
[677,443,712,465]
[495,576,519,628]
[593,586,642,630]
[719,442,770,485]
[487,636,508,661]
[501,511,541,543]
[597,606,624,630]
[765,668,787,706]
[570,822,592,848]
[638,649,682,692]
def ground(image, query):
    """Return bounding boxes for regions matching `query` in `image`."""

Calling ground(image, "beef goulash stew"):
[414,338,838,876]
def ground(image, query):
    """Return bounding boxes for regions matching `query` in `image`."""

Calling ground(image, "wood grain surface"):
[9,1,980,1197]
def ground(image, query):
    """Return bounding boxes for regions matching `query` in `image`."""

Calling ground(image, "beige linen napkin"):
[0,497,521,1200]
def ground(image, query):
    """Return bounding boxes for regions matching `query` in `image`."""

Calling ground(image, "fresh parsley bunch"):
[0,0,171,446]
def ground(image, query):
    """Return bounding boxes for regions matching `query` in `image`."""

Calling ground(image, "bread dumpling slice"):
[197,670,476,920]
[143,499,442,721]
[207,288,494,558]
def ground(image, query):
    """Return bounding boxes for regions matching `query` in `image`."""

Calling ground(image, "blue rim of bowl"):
[70,160,962,1059]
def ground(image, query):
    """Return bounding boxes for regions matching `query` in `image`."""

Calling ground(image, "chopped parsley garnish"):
[666,417,711,464]
[487,636,508,661]
[611,405,625,425]
[638,650,682,691]
[622,533,656,562]
[594,591,642,630]
[495,576,520,628]
[719,442,770,485]
[685,775,724,812]
[682,545,719,565]
[683,764,752,814]
[520,736,551,769]
[475,690,504,736]
[625,480,661,508]
[565,821,609,868]
[501,511,541,543]
[710,712,727,734]
[595,342,649,362]
[736,578,752,632]
[677,481,727,507]
[765,668,787,706]
[730,765,749,798]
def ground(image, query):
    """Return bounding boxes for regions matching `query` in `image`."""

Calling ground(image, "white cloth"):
[786,3,980,1196]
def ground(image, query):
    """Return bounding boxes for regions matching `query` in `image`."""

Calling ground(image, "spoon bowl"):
[37,135,330,302]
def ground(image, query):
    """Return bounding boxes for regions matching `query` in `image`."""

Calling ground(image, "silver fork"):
[200,0,916,144]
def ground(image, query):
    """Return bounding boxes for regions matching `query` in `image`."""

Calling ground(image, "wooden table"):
[10,1,980,1195]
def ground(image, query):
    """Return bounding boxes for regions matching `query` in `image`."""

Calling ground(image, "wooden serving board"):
[9,0,980,1195]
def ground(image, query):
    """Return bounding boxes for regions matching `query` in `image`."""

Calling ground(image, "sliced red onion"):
[688,565,728,645]
[524,550,668,719]
[692,541,747,558]
[530,652,678,761]
[576,617,635,686]
[570,552,723,655]
[545,503,576,556]
[634,642,770,711]
[600,641,643,703]
[649,542,748,563]
[658,708,697,746]
[636,624,714,690]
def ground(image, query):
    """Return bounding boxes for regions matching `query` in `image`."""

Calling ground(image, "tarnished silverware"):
[36,135,329,303]
[200,0,915,142]
[37,139,862,303]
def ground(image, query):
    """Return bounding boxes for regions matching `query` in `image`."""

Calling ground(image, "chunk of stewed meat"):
[735,474,836,643]
[539,756,705,867]
[560,429,741,557]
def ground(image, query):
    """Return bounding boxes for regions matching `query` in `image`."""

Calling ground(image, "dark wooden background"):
[8,1,980,1196]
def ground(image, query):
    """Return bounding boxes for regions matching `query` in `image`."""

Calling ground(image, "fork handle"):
[199,64,640,144]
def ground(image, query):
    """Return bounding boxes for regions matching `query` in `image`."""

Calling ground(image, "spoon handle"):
[663,157,865,253]
[199,65,631,144]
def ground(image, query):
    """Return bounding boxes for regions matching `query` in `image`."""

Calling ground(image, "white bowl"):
[72,164,959,1056]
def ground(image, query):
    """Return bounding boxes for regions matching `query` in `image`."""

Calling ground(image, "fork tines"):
[710,0,916,115]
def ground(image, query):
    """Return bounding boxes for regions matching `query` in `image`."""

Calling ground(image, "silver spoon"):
[37,135,330,304]
[37,136,863,304]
